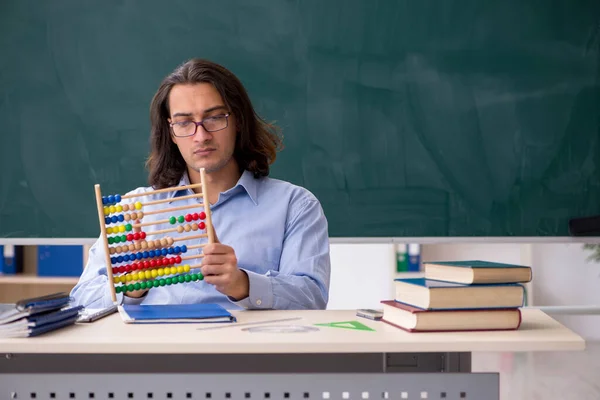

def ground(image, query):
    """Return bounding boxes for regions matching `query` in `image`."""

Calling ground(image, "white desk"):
[0,309,585,400]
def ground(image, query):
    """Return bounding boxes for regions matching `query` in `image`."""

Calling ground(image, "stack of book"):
[0,292,82,338]
[381,260,532,332]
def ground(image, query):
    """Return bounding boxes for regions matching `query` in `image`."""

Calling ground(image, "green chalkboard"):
[1,0,599,239]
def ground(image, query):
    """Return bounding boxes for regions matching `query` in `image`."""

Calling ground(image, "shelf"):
[0,275,79,285]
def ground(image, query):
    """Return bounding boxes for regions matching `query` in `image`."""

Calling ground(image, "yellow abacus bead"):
[109,205,116,214]
[151,270,158,278]
[170,266,177,275]
[118,225,126,233]
[113,276,120,284]
[116,205,123,212]
[135,201,142,210]
[177,266,183,274]
[106,227,113,234]
[103,207,110,216]
[125,274,132,282]
[145,271,151,280]
[157,268,164,276]
[183,265,190,273]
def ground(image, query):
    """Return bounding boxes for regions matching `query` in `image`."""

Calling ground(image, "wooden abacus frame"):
[93,168,215,304]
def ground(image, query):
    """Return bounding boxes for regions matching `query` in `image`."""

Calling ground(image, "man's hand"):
[201,230,249,300]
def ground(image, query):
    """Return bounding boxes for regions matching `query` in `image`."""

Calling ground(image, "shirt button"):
[256,299,262,306]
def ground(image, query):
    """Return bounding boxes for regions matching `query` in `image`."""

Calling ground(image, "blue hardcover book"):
[118,303,236,324]
[394,278,525,310]
[423,260,532,284]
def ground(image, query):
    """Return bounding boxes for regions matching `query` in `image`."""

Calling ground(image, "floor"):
[472,341,600,400]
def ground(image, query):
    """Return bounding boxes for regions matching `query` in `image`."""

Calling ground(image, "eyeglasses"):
[169,113,230,137]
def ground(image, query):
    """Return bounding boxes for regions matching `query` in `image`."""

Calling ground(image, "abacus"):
[93,168,215,304]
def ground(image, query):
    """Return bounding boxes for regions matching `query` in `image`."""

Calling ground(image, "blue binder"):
[119,303,236,324]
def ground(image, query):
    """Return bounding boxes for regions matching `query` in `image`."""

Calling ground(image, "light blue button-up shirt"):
[70,170,331,310]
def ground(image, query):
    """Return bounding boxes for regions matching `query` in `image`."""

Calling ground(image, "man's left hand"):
[200,229,249,300]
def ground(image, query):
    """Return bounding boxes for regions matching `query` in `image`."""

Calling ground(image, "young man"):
[70,59,331,310]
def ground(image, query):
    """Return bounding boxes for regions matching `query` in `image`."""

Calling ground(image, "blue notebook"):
[0,306,83,338]
[118,303,236,324]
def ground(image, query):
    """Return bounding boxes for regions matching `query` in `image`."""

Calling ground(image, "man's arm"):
[69,237,145,308]
[231,197,331,310]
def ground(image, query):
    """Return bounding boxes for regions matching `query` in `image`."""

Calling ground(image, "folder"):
[0,292,72,324]
[0,306,83,338]
[118,303,236,324]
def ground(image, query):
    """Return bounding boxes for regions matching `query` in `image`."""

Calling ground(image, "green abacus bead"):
[140,282,147,290]
[125,223,132,232]
[177,215,184,223]
[165,278,172,285]
[184,275,192,283]
[159,279,166,286]
[108,237,114,245]
[121,235,127,242]
[127,284,135,292]
[115,286,122,293]
[169,216,176,224]
[198,273,204,280]
[190,274,198,281]
[133,282,140,291]
[153,280,160,288]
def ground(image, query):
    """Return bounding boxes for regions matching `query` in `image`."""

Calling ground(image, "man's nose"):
[192,124,212,142]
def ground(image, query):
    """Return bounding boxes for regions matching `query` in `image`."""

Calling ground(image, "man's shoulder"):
[258,176,319,204]
[121,185,168,202]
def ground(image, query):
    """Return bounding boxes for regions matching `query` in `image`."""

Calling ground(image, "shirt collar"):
[168,169,259,206]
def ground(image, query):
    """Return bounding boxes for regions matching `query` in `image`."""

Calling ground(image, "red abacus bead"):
[125,265,132,272]
[199,222,206,230]
[132,262,139,270]
[112,267,118,274]
[191,213,199,221]
[149,260,156,267]
[199,212,206,220]
[133,233,140,240]
[162,258,169,266]
[175,255,182,264]
[126,234,134,241]
[185,214,193,222]
[143,261,151,269]
[140,232,147,239]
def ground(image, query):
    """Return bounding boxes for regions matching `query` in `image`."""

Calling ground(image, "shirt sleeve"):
[230,197,331,310]
[69,236,126,309]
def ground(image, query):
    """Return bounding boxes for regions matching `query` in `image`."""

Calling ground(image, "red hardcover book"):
[380,300,522,333]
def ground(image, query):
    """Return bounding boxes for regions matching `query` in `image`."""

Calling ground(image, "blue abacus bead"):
[148,250,156,258]
[161,249,168,256]
[174,246,181,253]
[115,194,121,203]
[105,217,111,224]
[118,214,124,222]
[110,256,116,264]
[142,251,149,259]
[108,195,115,204]
[123,254,131,262]
[181,245,187,253]
[111,216,118,223]
[102,196,108,205]
[117,255,124,263]
[167,247,174,254]
[136,252,143,260]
